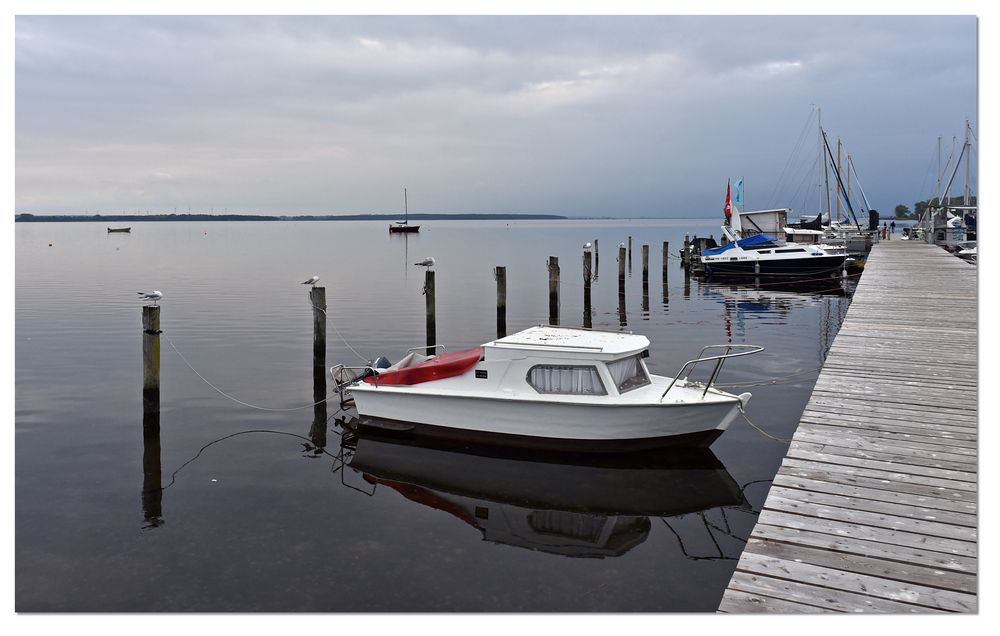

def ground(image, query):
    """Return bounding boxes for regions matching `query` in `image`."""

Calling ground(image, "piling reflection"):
[141,391,163,529]
[338,424,748,559]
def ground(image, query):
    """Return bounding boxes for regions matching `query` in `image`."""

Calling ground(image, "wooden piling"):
[310,365,328,449]
[628,236,632,272]
[641,244,649,314]
[682,235,691,266]
[583,251,592,329]
[425,270,436,356]
[495,266,507,339]
[662,241,669,279]
[548,256,560,326]
[142,306,160,413]
[618,246,627,325]
[309,287,326,370]
[594,239,599,277]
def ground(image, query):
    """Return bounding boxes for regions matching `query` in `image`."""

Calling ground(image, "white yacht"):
[333,326,761,450]
[701,207,847,277]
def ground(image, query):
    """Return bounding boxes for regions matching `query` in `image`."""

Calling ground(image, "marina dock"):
[719,240,978,613]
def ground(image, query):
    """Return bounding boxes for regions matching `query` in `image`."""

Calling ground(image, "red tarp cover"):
[363,346,483,386]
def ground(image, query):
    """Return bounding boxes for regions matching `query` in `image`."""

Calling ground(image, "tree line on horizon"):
[893,195,977,219]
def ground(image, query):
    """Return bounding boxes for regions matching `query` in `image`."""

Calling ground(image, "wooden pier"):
[720,240,977,613]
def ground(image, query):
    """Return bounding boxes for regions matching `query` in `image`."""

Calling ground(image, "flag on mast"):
[724,179,732,219]
[735,178,744,209]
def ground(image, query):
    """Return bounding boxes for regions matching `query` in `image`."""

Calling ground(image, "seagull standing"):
[414,257,436,269]
[583,242,593,249]
[138,291,163,305]
[302,275,320,286]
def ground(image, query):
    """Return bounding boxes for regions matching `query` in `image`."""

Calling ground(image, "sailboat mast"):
[963,120,970,206]
[817,108,823,215]
[836,139,842,223]
[404,187,408,223]
[822,128,832,221]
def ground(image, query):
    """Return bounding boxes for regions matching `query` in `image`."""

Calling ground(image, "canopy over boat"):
[702,233,778,256]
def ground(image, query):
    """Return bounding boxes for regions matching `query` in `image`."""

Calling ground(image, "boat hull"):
[347,390,742,450]
[389,225,420,233]
[703,254,846,277]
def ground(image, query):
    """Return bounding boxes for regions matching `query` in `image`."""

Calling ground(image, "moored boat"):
[389,187,420,233]
[334,326,760,450]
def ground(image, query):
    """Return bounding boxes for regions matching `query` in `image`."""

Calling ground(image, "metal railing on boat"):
[661,344,764,400]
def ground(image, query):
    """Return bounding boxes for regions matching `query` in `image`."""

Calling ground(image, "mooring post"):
[628,236,632,272]
[617,245,627,325]
[495,266,507,339]
[662,241,669,279]
[641,244,649,314]
[641,244,649,286]
[309,286,326,370]
[548,256,560,326]
[682,234,691,266]
[142,305,160,414]
[594,239,599,277]
[583,250,593,329]
[425,270,436,356]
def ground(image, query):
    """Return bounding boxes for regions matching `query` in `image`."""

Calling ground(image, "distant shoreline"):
[14,212,571,223]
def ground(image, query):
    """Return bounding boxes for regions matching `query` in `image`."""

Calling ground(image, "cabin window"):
[526,365,607,396]
[606,355,651,393]
[775,248,806,253]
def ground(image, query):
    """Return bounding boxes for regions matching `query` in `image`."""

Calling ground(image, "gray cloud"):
[15,15,977,217]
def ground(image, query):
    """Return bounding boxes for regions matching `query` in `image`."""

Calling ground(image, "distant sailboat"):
[389,188,420,234]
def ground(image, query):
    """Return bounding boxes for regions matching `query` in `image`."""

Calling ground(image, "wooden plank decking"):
[719,239,978,613]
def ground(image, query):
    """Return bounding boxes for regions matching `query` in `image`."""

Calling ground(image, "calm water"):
[15,219,852,612]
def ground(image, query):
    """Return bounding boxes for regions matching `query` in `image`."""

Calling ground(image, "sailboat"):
[389,188,420,234]
[917,120,976,250]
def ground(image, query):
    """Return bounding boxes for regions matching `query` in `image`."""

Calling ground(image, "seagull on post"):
[302,275,320,286]
[138,291,163,305]
[583,242,592,250]
[414,257,436,269]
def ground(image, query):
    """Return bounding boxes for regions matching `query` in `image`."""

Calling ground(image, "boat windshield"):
[606,355,650,393]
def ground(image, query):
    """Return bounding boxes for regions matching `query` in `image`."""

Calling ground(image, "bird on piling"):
[618,242,626,248]
[138,291,163,305]
[414,257,436,269]
[583,242,593,249]
[302,275,320,286]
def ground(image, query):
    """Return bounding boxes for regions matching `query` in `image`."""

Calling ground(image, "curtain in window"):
[606,356,641,389]
[528,366,605,395]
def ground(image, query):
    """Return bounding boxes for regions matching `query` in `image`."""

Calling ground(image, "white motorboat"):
[333,326,761,450]
[701,206,847,277]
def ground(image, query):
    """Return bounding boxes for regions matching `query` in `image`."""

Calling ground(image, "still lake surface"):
[15,219,853,611]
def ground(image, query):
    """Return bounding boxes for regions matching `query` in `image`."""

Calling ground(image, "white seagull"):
[618,242,626,248]
[301,275,320,286]
[583,242,593,249]
[414,257,436,269]
[138,291,163,305]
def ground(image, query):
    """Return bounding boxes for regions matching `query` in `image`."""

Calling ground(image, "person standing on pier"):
[890,220,896,236]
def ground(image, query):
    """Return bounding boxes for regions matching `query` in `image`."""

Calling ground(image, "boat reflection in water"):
[338,419,748,559]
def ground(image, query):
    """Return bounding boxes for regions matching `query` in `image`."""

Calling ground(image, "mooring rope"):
[739,408,792,444]
[162,331,336,412]
[309,297,371,364]
[712,366,822,389]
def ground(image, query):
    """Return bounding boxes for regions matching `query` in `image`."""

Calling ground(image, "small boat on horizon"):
[333,325,761,450]
[107,227,131,233]
[389,188,420,234]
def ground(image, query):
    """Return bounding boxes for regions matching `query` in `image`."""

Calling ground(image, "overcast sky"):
[14,15,977,218]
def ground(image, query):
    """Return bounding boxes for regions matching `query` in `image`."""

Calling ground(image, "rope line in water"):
[163,331,335,412]
[739,409,792,444]
[309,299,371,365]
[713,366,822,389]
